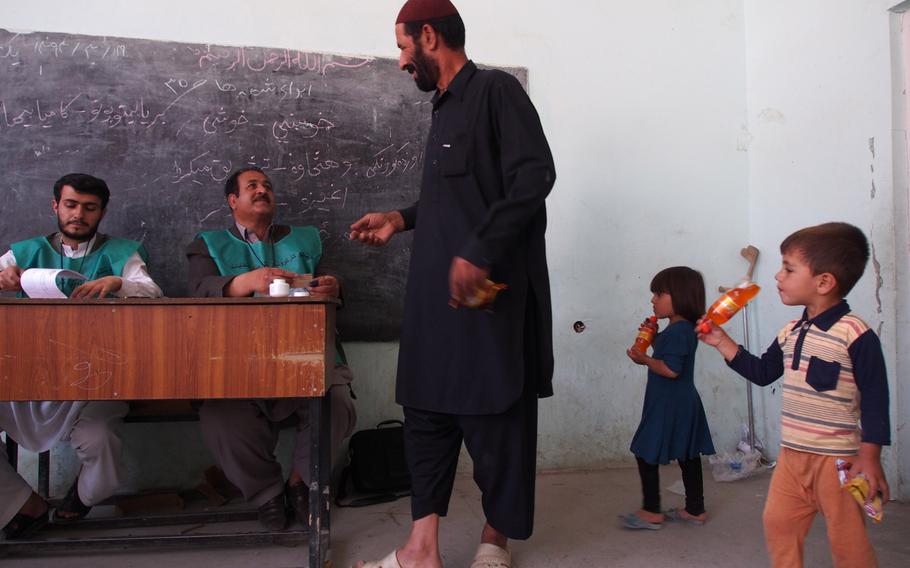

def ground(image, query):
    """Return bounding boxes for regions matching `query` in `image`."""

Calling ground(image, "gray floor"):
[2,465,908,567]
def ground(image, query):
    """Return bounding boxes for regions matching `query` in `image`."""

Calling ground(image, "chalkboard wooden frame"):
[0,29,526,340]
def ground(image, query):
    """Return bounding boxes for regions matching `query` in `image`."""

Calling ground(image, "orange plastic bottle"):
[697,282,761,333]
[632,316,659,352]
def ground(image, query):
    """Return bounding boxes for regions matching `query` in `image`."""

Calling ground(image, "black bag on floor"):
[336,419,411,507]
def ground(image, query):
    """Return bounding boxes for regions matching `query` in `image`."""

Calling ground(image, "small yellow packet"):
[836,458,884,523]
[845,476,884,523]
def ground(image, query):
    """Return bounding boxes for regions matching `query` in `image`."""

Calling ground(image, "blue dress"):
[630,320,715,465]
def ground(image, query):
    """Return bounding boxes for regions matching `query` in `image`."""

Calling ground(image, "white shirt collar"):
[59,234,95,258]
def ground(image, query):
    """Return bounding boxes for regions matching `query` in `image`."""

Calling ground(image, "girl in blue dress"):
[621,266,715,530]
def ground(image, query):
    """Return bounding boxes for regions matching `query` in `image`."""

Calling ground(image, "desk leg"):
[39,451,50,498]
[308,394,331,568]
[4,434,17,469]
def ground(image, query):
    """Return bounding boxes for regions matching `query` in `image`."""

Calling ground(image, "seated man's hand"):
[0,266,24,292]
[71,276,122,298]
[226,267,298,297]
[309,275,339,298]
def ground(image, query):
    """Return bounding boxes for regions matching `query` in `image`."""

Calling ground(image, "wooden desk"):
[0,297,337,567]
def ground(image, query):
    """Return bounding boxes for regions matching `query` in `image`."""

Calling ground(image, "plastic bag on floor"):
[737,423,764,453]
[709,448,763,482]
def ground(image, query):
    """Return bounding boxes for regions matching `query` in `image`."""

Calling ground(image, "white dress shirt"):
[0,235,162,298]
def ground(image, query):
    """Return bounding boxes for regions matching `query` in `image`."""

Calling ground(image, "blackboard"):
[0,29,527,341]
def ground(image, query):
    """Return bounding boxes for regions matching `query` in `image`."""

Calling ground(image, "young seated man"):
[0,173,162,538]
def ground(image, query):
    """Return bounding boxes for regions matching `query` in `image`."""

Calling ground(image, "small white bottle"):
[269,278,290,297]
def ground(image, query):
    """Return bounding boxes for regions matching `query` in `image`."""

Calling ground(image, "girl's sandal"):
[664,508,706,526]
[619,512,663,530]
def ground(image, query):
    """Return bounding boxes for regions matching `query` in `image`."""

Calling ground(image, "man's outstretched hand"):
[349,211,404,247]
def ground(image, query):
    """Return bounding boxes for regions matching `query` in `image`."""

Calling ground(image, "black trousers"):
[403,382,539,540]
[636,456,705,516]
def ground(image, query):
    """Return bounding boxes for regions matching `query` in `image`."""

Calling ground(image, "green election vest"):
[197,226,321,276]
[10,235,145,297]
[197,226,346,365]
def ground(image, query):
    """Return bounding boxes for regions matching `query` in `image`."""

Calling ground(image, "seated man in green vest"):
[186,166,356,531]
[0,172,162,539]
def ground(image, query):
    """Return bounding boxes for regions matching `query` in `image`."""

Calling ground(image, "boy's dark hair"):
[53,173,110,209]
[779,222,869,297]
[650,266,706,324]
[224,166,266,198]
[404,14,466,49]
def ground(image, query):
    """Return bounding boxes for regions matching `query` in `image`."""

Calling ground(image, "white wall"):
[5,0,905,497]
[894,5,910,503]
[742,0,903,495]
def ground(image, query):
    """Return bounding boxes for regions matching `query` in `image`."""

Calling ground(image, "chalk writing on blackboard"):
[0,29,527,340]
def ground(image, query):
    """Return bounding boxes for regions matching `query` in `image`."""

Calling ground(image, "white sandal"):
[470,543,511,568]
[356,549,402,568]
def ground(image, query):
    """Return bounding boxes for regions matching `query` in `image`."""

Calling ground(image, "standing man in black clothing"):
[350,1,556,566]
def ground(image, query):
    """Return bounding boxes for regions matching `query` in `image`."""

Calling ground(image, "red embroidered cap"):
[396,0,459,24]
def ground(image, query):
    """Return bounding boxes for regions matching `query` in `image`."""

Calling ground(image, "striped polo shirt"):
[728,301,890,456]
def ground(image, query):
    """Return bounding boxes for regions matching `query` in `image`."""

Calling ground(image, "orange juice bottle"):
[697,282,761,333]
[632,316,659,352]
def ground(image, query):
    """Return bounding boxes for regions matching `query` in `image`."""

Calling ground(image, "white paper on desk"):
[20,268,87,298]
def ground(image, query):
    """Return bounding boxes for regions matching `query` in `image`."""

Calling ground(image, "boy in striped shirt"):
[698,222,890,567]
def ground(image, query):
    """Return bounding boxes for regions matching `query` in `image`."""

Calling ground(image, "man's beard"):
[410,45,440,93]
[58,219,98,243]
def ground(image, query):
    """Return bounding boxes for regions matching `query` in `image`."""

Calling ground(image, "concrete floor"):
[2,465,909,567]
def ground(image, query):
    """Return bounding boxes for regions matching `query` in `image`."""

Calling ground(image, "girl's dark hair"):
[650,266,706,324]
